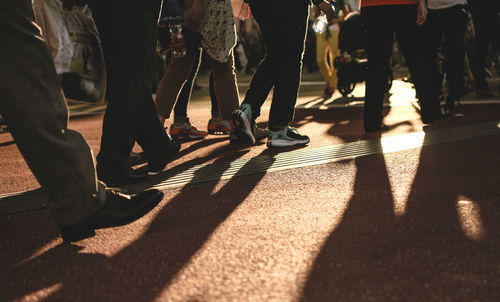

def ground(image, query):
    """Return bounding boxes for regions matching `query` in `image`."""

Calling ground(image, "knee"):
[211,60,236,79]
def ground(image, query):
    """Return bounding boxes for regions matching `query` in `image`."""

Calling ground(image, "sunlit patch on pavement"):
[156,162,356,301]
[21,283,62,301]
[380,131,425,154]
[456,197,484,240]
[387,79,417,106]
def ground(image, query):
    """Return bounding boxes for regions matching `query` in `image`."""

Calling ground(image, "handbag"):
[33,0,106,104]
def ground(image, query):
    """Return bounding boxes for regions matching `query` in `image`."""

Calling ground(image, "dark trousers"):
[469,0,498,92]
[243,0,309,127]
[424,5,468,101]
[361,5,442,131]
[0,0,104,226]
[87,0,171,176]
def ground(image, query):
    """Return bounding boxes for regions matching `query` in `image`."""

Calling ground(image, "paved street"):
[1,71,499,301]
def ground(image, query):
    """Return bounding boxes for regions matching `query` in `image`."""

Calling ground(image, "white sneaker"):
[267,126,310,148]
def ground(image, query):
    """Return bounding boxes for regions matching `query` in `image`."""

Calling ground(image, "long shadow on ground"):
[1,148,275,301]
[300,129,500,301]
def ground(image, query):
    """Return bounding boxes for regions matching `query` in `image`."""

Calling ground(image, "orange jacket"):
[361,0,418,8]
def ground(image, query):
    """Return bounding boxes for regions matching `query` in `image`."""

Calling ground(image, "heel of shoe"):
[60,226,96,243]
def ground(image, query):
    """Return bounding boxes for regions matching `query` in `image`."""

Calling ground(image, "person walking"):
[314,0,350,98]
[469,0,499,98]
[360,0,443,133]
[231,0,335,148]
[155,0,241,139]
[157,4,228,140]
[0,0,164,243]
[86,0,180,187]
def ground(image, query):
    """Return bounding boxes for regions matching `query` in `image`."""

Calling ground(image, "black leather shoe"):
[148,139,181,173]
[99,167,149,187]
[422,112,446,124]
[365,123,389,133]
[60,189,164,242]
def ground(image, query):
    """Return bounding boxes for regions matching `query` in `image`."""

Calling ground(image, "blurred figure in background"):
[360,0,443,132]
[469,0,499,98]
[314,0,350,98]
[155,0,240,141]
[157,5,228,140]
[423,0,468,115]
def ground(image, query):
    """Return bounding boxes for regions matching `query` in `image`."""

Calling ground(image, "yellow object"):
[316,27,340,90]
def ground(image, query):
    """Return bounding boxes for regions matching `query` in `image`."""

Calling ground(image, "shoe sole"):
[266,138,310,148]
[208,129,231,135]
[171,133,207,140]
[231,110,255,145]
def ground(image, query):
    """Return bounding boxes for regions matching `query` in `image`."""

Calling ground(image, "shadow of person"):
[0,208,60,281]
[292,94,395,144]
[3,149,276,301]
[300,128,500,301]
[130,136,229,168]
[300,141,398,301]
[1,243,107,300]
[125,140,252,194]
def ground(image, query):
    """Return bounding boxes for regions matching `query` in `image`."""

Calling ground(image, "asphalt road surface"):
[1,71,499,301]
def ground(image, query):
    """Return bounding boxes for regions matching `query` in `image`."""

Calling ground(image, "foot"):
[147,139,181,173]
[365,123,390,133]
[207,118,232,135]
[99,167,149,187]
[323,86,335,99]
[231,103,256,145]
[60,189,164,242]
[422,113,445,125]
[267,126,310,148]
[169,121,208,140]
